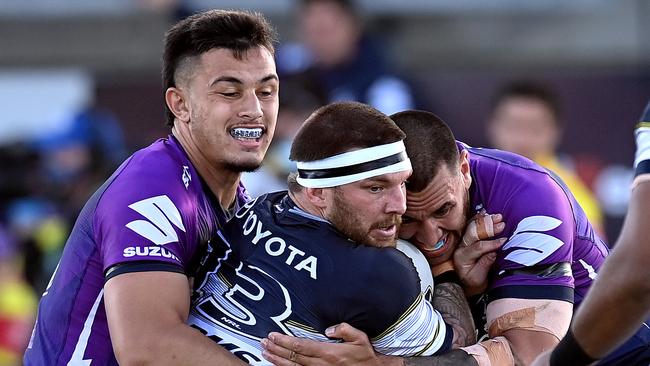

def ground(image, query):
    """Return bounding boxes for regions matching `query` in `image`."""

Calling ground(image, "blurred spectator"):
[0,144,66,294]
[242,77,327,197]
[486,80,605,236]
[0,226,36,366]
[18,105,128,292]
[34,106,128,221]
[278,0,417,115]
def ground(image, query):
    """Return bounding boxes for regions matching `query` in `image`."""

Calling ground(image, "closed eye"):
[433,202,454,218]
[401,215,415,224]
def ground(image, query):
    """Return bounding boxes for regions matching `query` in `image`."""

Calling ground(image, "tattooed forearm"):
[403,349,478,366]
[432,283,476,347]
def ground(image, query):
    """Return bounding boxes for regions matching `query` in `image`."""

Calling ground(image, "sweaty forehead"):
[405,173,455,218]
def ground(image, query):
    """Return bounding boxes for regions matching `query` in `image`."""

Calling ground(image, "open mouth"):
[230,127,264,141]
[372,223,397,240]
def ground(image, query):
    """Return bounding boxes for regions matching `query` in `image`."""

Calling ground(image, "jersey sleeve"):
[94,152,201,278]
[488,173,575,303]
[343,249,452,356]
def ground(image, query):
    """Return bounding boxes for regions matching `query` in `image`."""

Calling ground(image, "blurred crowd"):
[0,104,128,365]
[0,0,638,364]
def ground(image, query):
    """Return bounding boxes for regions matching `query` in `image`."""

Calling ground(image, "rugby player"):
[263,110,650,366]
[24,10,278,365]
[531,100,650,366]
[188,102,480,365]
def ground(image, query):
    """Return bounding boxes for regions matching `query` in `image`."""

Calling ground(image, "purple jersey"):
[24,135,249,366]
[461,142,609,306]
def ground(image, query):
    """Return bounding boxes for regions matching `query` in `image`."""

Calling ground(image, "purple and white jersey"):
[24,135,249,366]
[462,142,609,306]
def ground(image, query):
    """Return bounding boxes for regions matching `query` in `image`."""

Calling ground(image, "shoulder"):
[93,137,208,270]
[97,137,203,220]
[347,247,420,296]
[469,147,573,221]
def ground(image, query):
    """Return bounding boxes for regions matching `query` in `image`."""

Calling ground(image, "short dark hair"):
[162,10,278,126]
[288,102,405,191]
[390,110,458,193]
[491,80,562,126]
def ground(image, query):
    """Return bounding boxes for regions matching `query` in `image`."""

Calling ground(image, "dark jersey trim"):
[104,261,185,282]
[635,160,650,177]
[488,285,574,303]
[436,322,454,355]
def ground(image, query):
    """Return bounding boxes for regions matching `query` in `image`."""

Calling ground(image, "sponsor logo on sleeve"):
[503,215,564,266]
[125,195,186,245]
[123,246,180,262]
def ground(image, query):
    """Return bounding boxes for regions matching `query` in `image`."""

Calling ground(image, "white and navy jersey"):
[189,192,452,364]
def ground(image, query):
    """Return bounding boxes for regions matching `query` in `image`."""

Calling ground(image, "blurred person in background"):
[34,106,129,222]
[24,9,279,365]
[278,0,417,115]
[486,80,605,237]
[242,77,327,197]
[0,226,36,366]
[11,106,130,294]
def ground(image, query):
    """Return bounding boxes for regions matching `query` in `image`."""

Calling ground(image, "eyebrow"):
[209,74,278,88]
[364,177,392,184]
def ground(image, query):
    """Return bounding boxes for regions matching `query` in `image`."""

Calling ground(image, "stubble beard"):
[328,189,400,247]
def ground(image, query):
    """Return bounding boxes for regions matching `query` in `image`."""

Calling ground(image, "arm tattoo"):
[432,283,477,347]
[404,349,479,366]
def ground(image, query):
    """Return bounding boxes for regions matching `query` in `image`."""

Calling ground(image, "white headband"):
[296,141,412,188]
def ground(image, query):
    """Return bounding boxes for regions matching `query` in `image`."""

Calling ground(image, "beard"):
[222,160,263,173]
[328,188,401,247]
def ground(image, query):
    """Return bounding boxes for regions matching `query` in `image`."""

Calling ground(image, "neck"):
[172,127,240,209]
[288,190,326,219]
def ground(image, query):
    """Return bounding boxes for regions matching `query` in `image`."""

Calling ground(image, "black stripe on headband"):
[298,152,407,180]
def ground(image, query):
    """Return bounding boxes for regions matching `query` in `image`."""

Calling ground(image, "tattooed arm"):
[395,282,478,366]
[431,281,476,348]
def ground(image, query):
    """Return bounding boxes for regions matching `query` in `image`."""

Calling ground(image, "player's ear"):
[459,150,472,188]
[305,187,328,208]
[165,87,190,123]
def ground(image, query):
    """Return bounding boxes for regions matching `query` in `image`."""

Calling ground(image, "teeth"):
[231,127,263,139]
[432,233,447,250]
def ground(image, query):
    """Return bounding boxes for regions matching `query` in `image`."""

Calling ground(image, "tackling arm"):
[551,171,650,363]
[105,271,246,366]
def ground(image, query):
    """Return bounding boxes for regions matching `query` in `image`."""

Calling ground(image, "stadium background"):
[0,1,649,363]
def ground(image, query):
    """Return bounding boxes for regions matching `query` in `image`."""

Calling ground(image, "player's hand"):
[529,349,552,366]
[261,323,393,366]
[453,212,506,296]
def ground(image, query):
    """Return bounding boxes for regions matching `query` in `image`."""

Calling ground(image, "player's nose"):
[238,91,263,121]
[385,185,407,215]
[417,219,444,245]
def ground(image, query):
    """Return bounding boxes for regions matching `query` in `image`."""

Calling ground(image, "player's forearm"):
[571,184,650,357]
[113,322,246,366]
[432,282,476,347]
